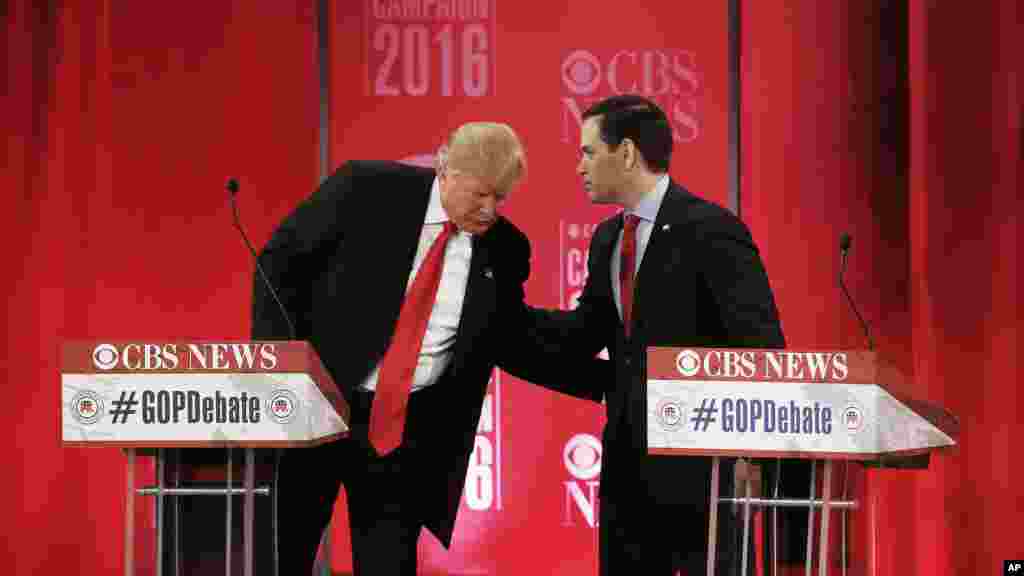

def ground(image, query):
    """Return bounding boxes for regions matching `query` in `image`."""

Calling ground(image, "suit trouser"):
[598,496,740,576]
[276,391,425,576]
[599,456,740,576]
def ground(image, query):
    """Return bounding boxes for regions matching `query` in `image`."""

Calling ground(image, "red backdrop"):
[3,0,1018,574]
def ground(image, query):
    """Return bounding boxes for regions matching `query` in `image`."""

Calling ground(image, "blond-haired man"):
[253,122,599,574]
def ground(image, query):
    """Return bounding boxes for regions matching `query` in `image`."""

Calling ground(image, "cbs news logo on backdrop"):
[560,48,702,144]
[562,432,602,528]
[557,221,598,310]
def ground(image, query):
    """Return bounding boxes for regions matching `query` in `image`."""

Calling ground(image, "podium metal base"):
[707,457,859,576]
[124,448,278,576]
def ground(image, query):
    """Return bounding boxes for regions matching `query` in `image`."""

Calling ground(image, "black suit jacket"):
[252,160,598,546]
[530,181,786,506]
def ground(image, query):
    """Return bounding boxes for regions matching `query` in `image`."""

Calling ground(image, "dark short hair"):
[581,94,672,172]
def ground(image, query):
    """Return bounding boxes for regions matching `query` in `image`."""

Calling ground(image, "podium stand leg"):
[172,449,182,576]
[273,449,280,576]
[804,460,817,576]
[741,470,752,576]
[840,462,848,576]
[125,449,135,576]
[817,461,833,576]
[244,448,255,576]
[771,459,781,576]
[226,448,233,576]
[128,448,274,575]
[707,456,721,576]
[156,449,165,576]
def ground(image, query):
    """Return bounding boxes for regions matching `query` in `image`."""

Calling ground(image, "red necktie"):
[370,221,456,455]
[620,214,640,337]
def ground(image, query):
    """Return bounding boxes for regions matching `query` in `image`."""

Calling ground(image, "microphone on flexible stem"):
[226,177,298,341]
[838,232,874,351]
[227,177,292,541]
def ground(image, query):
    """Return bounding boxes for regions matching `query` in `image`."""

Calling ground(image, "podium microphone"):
[838,232,873,351]
[227,177,298,340]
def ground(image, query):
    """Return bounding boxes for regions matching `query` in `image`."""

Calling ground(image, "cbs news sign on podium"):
[61,341,348,448]
[646,347,958,460]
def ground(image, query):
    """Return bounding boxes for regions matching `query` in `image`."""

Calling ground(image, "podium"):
[645,347,959,576]
[60,341,349,576]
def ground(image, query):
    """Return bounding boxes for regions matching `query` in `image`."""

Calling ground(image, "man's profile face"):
[439,169,504,235]
[577,115,623,205]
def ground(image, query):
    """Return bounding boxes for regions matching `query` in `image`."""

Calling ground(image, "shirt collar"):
[425,177,448,225]
[625,173,670,224]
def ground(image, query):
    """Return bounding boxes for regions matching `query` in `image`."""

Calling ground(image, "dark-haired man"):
[529,94,786,574]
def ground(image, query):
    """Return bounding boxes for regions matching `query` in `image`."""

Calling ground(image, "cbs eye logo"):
[675,349,701,377]
[92,344,119,370]
[561,50,601,96]
[563,433,602,480]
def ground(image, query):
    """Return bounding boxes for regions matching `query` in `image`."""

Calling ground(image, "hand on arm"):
[492,231,612,403]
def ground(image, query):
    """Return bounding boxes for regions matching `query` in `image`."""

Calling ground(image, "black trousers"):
[598,456,742,576]
[276,390,427,576]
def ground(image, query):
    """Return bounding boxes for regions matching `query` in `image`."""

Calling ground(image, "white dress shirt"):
[360,178,473,392]
[610,174,670,322]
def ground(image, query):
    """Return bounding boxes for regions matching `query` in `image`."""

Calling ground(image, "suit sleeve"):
[492,226,611,403]
[693,213,785,348]
[251,162,355,341]
[514,220,618,379]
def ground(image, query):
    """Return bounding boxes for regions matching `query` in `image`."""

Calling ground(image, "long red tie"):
[370,221,456,455]
[620,214,640,337]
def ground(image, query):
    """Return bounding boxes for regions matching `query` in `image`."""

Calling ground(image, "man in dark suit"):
[252,122,600,575]
[527,95,787,574]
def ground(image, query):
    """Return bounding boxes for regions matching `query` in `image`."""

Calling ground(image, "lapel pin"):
[661,224,671,231]
[483,268,494,279]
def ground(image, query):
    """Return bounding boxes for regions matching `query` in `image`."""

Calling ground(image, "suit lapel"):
[632,182,691,326]
[600,213,626,333]
[369,169,434,360]
[449,233,496,377]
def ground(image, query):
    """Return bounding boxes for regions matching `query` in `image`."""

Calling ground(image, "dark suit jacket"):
[530,180,786,507]
[251,160,599,547]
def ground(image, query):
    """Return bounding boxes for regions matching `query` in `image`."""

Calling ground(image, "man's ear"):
[435,144,449,174]
[620,138,639,171]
